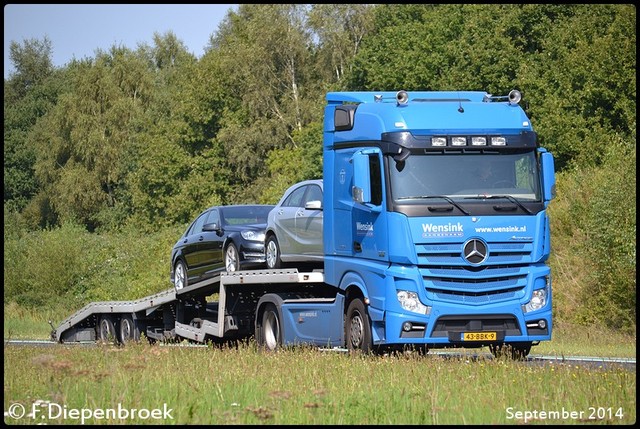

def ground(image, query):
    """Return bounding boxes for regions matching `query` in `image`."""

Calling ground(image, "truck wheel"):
[258,304,281,351]
[346,299,372,353]
[174,260,187,291]
[265,236,282,269]
[97,316,118,344]
[119,315,140,344]
[225,243,239,272]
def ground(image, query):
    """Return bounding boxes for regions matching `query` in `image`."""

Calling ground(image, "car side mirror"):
[202,223,220,232]
[305,200,322,210]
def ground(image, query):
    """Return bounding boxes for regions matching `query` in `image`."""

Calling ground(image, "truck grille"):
[417,242,532,305]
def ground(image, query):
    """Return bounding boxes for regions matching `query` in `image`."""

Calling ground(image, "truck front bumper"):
[373,304,551,347]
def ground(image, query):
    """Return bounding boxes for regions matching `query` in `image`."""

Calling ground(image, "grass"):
[532,321,636,359]
[3,303,636,425]
[3,341,635,425]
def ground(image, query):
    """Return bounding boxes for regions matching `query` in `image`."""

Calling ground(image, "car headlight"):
[241,231,265,242]
[397,290,430,315]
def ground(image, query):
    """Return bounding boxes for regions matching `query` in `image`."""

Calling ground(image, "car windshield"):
[221,206,272,226]
[389,151,541,202]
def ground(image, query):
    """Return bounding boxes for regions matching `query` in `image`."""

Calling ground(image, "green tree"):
[4,37,59,213]
[29,47,153,230]
[260,121,324,204]
[517,4,636,170]
[307,4,376,85]
[128,32,231,227]
[210,4,324,201]
[6,37,54,97]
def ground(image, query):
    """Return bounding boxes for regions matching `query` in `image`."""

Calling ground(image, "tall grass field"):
[3,340,636,425]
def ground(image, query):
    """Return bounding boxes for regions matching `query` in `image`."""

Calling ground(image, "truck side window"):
[370,154,382,206]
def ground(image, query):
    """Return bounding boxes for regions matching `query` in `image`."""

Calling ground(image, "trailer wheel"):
[97,316,119,344]
[258,304,281,351]
[174,260,188,291]
[346,299,372,353]
[119,315,140,344]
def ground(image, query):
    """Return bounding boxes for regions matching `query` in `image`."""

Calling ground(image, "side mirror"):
[305,200,322,210]
[540,151,556,204]
[202,223,220,232]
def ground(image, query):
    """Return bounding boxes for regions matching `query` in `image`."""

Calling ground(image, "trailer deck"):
[53,269,326,345]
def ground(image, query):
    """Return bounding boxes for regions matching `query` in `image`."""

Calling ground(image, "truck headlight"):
[241,231,265,242]
[522,286,548,313]
[397,290,430,315]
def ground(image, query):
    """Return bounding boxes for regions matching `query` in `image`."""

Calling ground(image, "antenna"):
[457,91,464,113]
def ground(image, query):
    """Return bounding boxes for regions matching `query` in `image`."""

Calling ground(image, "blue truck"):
[53,89,555,359]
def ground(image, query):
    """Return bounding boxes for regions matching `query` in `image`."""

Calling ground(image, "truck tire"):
[258,304,281,351]
[225,243,239,272]
[174,260,188,291]
[97,316,118,344]
[265,235,282,269]
[345,299,373,353]
[119,315,140,344]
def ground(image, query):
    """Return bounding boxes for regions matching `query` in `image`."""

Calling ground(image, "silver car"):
[265,179,323,269]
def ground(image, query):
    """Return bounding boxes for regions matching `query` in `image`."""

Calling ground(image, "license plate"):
[462,332,497,341]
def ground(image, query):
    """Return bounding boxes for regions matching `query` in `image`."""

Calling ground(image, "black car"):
[170,204,274,291]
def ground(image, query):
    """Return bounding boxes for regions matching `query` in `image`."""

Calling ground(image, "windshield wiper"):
[397,195,470,216]
[464,194,532,215]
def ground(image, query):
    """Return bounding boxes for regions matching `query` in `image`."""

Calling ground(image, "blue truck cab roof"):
[325,90,534,148]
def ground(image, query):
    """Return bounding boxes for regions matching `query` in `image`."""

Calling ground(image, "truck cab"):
[322,90,556,357]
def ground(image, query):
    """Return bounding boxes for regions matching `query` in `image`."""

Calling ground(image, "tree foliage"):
[4,37,60,213]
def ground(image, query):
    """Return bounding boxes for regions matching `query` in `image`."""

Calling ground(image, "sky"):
[4,4,238,79]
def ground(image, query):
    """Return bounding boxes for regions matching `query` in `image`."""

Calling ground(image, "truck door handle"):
[199,236,204,241]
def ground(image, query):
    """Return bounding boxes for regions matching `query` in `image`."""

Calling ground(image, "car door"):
[294,183,323,256]
[181,211,210,281]
[272,184,307,256]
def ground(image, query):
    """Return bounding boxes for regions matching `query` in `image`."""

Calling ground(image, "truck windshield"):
[389,151,541,203]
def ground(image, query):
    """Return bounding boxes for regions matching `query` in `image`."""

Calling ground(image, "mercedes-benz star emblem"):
[463,239,488,264]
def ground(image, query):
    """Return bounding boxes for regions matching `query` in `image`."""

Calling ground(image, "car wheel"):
[265,235,282,269]
[225,243,239,272]
[174,260,187,291]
